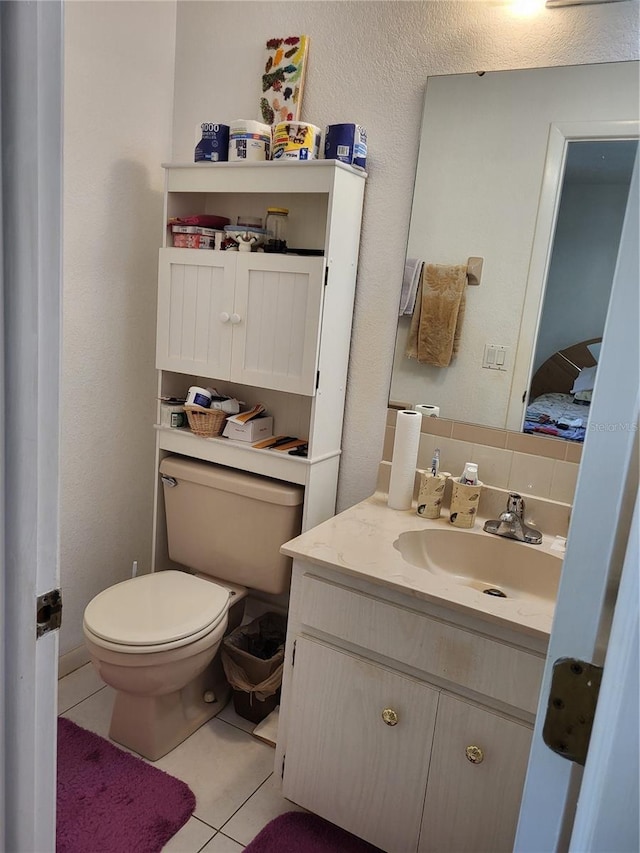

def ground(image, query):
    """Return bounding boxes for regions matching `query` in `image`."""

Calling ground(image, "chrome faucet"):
[483,493,542,544]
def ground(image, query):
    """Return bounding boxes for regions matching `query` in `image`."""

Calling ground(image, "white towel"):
[399,258,423,316]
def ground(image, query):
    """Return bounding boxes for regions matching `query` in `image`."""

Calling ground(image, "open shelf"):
[155,425,340,485]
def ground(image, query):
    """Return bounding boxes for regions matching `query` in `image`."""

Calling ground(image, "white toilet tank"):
[159,456,304,594]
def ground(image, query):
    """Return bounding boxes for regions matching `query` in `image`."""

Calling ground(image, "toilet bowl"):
[83,570,245,760]
[83,458,304,760]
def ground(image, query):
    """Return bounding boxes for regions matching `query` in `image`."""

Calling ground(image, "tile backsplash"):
[384,410,581,504]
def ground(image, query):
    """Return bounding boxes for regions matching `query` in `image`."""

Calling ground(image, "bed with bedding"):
[523,337,600,442]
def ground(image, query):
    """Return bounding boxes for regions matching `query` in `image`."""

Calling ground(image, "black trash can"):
[221,612,287,724]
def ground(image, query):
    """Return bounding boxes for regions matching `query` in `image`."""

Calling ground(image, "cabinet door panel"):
[232,254,325,394]
[419,694,532,853]
[283,637,439,853]
[156,248,235,377]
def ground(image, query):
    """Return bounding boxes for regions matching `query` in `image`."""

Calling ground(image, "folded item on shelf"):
[168,214,230,229]
[226,404,267,424]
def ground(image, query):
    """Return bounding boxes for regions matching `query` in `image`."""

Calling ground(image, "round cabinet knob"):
[230,313,241,325]
[465,745,484,764]
[219,312,230,323]
[381,708,399,727]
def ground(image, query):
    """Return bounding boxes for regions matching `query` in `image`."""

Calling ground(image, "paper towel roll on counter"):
[388,410,422,510]
[415,404,440,418]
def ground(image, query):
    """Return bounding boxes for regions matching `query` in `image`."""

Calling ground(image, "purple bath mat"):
[244,811,383,853]
[57,717,195,853]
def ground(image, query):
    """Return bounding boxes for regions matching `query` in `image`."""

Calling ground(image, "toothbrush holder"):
[449,478,483,529]
[417,471,450,520]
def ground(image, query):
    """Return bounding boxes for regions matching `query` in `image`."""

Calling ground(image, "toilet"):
[83,456,303,761]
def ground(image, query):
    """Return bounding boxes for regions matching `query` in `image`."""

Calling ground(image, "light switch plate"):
[483,344,509,371]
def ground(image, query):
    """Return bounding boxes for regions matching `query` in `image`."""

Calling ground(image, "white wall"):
[171,1,639,511]
[533,181,630,370]
[61,1,177,655]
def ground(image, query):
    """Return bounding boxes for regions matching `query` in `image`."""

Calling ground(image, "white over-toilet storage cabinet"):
[151,161,366,571]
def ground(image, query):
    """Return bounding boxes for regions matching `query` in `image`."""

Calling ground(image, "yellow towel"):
[405,263,467,367]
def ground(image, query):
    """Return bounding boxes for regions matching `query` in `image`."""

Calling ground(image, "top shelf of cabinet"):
[162,161,367,195]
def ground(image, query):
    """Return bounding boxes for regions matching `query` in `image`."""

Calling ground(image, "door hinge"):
[281,754,286,778]
[291,640,296,667]
[522,389,527,404]
[36,589,63,638]
[324,267,329,287]
[542,657,603,766]
[316,371,320,390]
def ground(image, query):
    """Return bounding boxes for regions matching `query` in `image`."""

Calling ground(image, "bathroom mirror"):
[389,61,639,444]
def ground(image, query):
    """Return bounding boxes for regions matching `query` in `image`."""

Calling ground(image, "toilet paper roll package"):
[194,122,230,162]
[324,123,367,169]
[272,122,322,161]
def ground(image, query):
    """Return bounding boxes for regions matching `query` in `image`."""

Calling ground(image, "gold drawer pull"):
[382,708,399,726]
[465,745,484,764]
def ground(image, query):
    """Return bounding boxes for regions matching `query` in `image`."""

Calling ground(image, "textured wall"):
[61,1,177,655]
[172,0,639,511]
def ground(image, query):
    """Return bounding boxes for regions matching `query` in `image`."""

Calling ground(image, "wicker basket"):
[184,404,228,438]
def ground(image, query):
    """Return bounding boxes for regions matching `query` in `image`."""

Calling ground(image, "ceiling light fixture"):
[510,0,546,16]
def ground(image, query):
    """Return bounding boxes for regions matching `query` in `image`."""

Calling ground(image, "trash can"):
[221,612,287,724]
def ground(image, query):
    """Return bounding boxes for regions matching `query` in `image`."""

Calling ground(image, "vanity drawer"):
[298,573,544,714]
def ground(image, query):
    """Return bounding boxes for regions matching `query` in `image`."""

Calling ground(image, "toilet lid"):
[83,571,230,647]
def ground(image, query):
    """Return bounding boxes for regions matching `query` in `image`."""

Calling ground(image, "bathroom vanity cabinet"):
[277,558,547,853]
[152,162,366,570]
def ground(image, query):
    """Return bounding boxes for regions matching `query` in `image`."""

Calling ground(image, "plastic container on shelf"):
[264,207,289,253]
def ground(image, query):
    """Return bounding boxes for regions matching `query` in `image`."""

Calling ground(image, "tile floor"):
[58,663,304,852]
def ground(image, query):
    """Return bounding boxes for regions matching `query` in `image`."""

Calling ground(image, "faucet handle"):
[507,493,524,516]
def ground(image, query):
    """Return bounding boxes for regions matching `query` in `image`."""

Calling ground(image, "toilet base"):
[109,652,231,761]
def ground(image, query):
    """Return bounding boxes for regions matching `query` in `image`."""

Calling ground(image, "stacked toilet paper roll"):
[388,410,422,510]
[415,404,440,418]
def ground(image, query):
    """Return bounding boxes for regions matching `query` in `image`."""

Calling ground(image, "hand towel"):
[405,263,467,367]
[398,258,424,316]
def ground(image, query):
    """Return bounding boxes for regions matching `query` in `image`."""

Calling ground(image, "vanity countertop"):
[282,492,564,641]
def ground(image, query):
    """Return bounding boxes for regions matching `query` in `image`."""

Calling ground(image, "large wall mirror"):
[390,61,638,448]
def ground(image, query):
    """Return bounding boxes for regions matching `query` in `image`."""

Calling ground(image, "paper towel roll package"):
[388,410,421,510]
[228,120,271,162]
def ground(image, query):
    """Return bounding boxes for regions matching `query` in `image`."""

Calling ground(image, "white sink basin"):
[394,528,562,603]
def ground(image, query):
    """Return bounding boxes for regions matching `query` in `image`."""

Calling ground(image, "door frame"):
[515,152,639,850]
[506,119,639,431]
[569,492,639,852]
[1,2,63,850]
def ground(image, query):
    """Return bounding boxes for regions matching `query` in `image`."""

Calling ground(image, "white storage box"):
[223,416,273,442]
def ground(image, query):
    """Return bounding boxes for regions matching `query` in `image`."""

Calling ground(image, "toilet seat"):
[83,570,230,653]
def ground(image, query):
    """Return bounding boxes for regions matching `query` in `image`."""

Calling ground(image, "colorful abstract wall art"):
[260,36,310,126]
